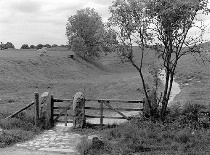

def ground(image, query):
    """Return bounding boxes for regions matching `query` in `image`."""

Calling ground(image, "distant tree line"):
[0,42,15,50]
[20,44,68,49]
[0,42,68,50]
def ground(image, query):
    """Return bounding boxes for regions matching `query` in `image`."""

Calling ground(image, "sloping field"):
[2,46,209,113]
[174,53,210,105]
[0,48,150,113]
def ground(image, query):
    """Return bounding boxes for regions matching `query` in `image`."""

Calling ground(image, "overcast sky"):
[1,0,210,49]
[0,0,113,49]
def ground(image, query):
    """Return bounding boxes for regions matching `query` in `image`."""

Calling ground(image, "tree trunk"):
[161,68,170,118]
[161,70,175,119]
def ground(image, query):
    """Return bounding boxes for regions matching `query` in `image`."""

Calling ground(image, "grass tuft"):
[77,102,210,154]
[0,110,42,147]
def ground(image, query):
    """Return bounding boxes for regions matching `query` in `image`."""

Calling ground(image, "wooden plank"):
[5,101,34,119]
[85,107,143,111]
[85,98,143,103]
[53,105,70,122]
[56,120,73,123]
[104,101,128,120]
[53,98,73,102]
[53,102,73,122]
[53,98,143,103]
[54,106,71,110]
[53,113,73,117]
[85,115,125,119]
[100,101,103,128]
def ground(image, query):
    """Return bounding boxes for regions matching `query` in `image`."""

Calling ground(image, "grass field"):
[0,47,155,113]
[1,45,210,153]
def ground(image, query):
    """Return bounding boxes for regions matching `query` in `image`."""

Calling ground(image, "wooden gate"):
[84,99,143,127]
[51,96,143,127]
[51,97,74,126]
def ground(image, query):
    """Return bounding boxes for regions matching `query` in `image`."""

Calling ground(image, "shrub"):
[36,44,43,50]
[0,111,42,147]
[20,44,29,49]
[76,136,112,155]
[77,113,210,154]
[0,129,34,147]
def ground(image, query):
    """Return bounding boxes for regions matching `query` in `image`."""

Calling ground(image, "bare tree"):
[147,0,210,118]
[109,0,210,119]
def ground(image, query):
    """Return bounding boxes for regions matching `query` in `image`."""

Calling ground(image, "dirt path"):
[0,124,81,155]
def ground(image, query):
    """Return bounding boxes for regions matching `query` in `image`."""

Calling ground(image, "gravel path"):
[13,123,81,155]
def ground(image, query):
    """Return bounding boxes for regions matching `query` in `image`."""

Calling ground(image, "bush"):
[30,45,35,49]
[20,44,29,49]
[0,111,42,147]
[0,129,34,147]
[77,109,210,154]
[77,136,112,155]
[36,44,43,49]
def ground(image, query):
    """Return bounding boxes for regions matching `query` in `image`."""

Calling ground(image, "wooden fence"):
[52,96,143,128]
[5,92,144,129]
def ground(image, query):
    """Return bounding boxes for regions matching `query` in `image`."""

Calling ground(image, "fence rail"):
[52,96,143,127]
[53,98,143,103]
[85,115,128,119]
[5,101,35,119]
[85,107,143,111]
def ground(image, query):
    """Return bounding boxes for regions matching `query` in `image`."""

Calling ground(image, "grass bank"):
[77,102,210,155]
[0,110,42,148]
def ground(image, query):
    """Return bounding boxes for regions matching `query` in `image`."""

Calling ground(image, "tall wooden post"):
[65,109,68,126]
[34,92,39,126]
[100,101,103,129]
[51,95,54,127]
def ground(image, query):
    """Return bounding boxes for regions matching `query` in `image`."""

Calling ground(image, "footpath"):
[0,123,82,155]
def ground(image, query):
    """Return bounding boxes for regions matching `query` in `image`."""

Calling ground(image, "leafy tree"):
[21,44,29,49]
[66,8,104,58]
[36,44,43,50]
[44,44,51,48]
[109,0,156,117]
[147,0,210,118]
[71,36,87,57]
[30,45,35,49]
[109,0,210,119]
[5,42,15,49]
[52,44,57,47]
[0,42,5,50]
[95,27,119,54]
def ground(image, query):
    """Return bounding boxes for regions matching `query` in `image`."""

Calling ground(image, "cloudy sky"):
[0,0,113,49]
[1,0,210,49]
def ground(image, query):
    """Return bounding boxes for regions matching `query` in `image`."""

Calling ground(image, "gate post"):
[73,92,86,128]
[99,101,103,129]
[39,92,52,129]
[51,95,54,127]
[34,92,39,126]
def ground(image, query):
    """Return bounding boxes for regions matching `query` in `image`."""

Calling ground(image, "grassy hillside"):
[0,47,154,112]
[1,46,209,111]
[174,52,210,106]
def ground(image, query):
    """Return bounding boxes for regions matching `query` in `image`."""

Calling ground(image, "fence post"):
[51,94,54,127]
[34,92,39,126]
[65,109,68,126]
[100,101,103,129]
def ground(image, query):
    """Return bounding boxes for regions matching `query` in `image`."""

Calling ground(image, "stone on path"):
[15,123,81,154]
